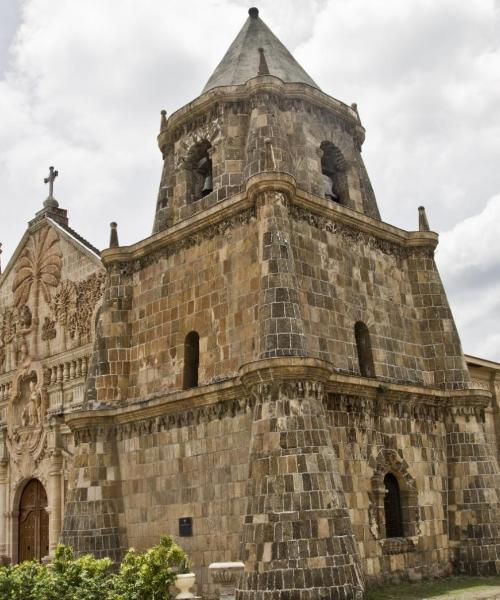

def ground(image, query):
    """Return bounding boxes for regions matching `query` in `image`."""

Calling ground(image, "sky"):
[0,0,499,361]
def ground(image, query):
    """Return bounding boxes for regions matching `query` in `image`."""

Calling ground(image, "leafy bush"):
[112,536,188,600]
[0,536,188,600]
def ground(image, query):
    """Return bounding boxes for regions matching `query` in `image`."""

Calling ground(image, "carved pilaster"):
[48,450,64,556]
[0,456,8,561]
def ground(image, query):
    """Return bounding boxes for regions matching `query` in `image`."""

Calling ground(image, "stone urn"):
[174,572,197,599]
[208,562,245,599]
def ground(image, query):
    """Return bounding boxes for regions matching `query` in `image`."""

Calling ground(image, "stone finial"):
[248,7,259,18]
[43,165,59,208]
[418,206,430,232]
[257,47,269,76]
[109,222,119,248]
[351,102,362,124]
[160,109,168,133]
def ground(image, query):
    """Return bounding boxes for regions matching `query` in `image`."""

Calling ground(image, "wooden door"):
[18,479,49,562]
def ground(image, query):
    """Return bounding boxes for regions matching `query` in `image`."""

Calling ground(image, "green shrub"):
[112,536,188,600]
[0,536,188,600]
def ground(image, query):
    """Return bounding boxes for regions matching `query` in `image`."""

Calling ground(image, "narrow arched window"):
[354,321,375,378]
[183,331,199,389]
[188,141,213,202]
[384,473,404,538]
[320,141,348,205]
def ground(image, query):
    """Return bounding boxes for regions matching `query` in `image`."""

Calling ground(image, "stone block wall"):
[115,397,253,598]
[153,81,380,234]
[325,392,451,583]
[288,212,427,384]
[287,208,470,389]
[127,216,260,399]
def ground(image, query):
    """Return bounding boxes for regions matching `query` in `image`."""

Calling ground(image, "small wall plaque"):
[179,517,193,537]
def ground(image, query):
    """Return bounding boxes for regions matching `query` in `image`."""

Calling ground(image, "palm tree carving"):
[12,226,62,356]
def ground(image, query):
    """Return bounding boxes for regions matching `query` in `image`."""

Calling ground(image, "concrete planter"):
[174,572,196,599]
[209,562,245,599]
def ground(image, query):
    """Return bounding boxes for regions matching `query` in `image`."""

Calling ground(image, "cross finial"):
[43,166,59,208]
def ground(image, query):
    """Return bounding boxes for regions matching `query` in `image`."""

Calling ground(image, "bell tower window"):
[354,321,375,378]
[183,331,200,389]
[320,141,348,205]
[188,141,213,202]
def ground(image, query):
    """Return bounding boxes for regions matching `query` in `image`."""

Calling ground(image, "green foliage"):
[112,536,188,600]
[0,536,188,600]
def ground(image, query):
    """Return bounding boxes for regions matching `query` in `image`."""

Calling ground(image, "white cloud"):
[437,195,500,360]
[0,0,499,360]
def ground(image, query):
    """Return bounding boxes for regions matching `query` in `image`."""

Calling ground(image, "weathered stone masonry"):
[1,7,499,600]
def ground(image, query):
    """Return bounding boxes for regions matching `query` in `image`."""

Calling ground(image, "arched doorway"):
[18,479,49,562]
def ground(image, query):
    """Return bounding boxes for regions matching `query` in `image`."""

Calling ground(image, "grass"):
[365,575,500,600]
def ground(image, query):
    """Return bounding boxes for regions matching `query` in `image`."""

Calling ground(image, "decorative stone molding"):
[160,77,360,151]
[173,119,223,169]
[70,394,254,446]
[381,536,417,555]
[325,392,445,422]
[289,203,434,260]
[368,449,421,541]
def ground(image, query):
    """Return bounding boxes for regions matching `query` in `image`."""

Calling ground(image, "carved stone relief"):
[6,367,48,467]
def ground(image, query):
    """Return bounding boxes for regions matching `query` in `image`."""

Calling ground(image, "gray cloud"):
[0,0,499,360]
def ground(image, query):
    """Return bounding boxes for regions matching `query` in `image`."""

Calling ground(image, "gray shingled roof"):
[202,7,320,93]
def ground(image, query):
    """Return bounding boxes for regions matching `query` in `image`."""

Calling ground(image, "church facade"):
[1,8,500,599]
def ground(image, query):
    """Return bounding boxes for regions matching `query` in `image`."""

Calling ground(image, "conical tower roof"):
[202,7,320,93]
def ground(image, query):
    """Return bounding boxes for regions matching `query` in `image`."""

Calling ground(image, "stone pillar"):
[237,359,364,600]
[61,417,127,562]
[48,451,64,556]
[85,262,132,406]
[250,178,308,359]
[0,458,8,563]
[446,396,500,574]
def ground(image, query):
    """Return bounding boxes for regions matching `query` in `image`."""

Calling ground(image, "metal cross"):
[44,166,58,198]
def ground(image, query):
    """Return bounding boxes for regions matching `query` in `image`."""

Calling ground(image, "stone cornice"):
[62,359,491,442]
[101,190,252,268]
[292,188,438,251]
[325,370,491,406]
[101,176,438,271]
[158,76,361,152]
[64,377,241,430]
[239,356,333,389]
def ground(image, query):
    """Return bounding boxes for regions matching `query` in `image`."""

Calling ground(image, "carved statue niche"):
[7,369,48,464]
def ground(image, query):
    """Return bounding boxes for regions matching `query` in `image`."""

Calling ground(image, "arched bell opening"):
[17,479,49,563]
[187,141,213,202]
[320,141,350,206]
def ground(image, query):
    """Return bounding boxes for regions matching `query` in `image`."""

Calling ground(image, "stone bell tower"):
[151,7,378,598]
[66,6,500,598]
